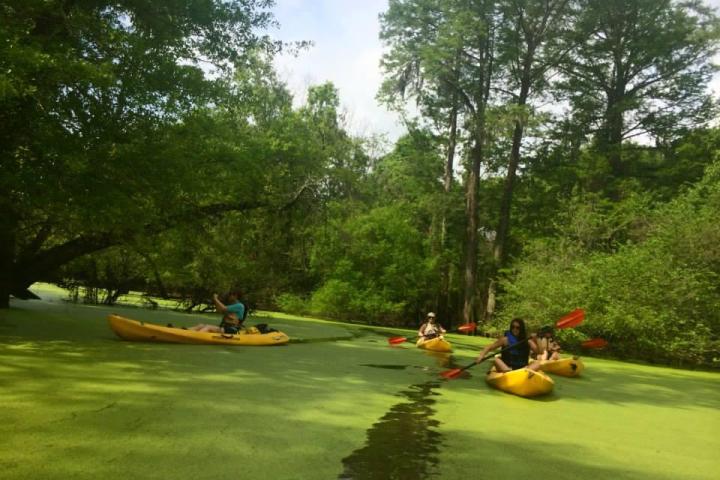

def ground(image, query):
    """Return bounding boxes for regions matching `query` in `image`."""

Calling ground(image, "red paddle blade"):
[581,338,608,349]
[556,308,585,329]
[457,322,477,333]
[388,336,408,345]
[440,368,463,379]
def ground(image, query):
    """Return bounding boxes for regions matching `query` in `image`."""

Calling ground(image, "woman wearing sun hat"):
[417,312,446,340]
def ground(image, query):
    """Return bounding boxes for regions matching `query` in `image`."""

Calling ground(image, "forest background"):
[2,0,719,367]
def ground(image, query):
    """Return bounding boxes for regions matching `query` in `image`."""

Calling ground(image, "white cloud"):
[270,0,406,142]
[270,0,720,144]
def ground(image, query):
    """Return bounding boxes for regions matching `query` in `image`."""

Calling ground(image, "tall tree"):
[0,0,279,307]
[378,1,465,321]
[560,0,719,180]
[380,0,499,324]
[484,0,574,321]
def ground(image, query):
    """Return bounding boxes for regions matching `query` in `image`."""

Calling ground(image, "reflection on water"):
[338,382,443,480]
[421,350,459,369]
[359,364,409,370]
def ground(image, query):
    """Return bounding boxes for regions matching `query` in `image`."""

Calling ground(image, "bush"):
[275,293,310,316]
[496,162,720,368]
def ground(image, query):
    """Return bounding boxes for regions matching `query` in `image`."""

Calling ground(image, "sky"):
[270,0,720,144]
[271,0,403,141]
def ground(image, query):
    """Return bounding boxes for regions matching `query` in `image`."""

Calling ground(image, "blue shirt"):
[225,302,245,320]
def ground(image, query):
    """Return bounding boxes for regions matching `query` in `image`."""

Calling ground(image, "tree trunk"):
[601,99,625,177]
[439,104,458,323]
[463,140,483,324]
[486,78,531,322]
[0,207,17,309]
[493,86,529,266]
[600,45,626,177]
[463,14,494,325]
[0,198,270,308]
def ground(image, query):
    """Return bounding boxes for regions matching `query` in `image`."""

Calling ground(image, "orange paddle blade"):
[581,338,608,349]
[556,308,585,329]
[440,368,463,379]
[388,336,408,345]
[457,322,477,333]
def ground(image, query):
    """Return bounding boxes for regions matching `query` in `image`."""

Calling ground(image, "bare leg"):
[550,351,560,360]
[527,360,541,372]
[493,357,513,373]
[197,325,222,333]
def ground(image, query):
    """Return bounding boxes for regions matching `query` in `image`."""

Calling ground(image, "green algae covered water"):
[1,291,718,479]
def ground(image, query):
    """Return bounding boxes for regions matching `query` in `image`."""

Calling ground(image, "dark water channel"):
[337,380,444,480]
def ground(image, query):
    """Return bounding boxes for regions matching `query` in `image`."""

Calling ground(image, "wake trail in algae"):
[338,381,444,479]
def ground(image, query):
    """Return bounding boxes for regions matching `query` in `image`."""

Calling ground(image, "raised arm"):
[529,333,539,355]
[212,293,228,314]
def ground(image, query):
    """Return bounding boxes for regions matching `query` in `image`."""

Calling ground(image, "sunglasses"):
[511,325,521,330]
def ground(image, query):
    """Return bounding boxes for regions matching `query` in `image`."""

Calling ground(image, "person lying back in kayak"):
[188,292,246,334]
[532,325,561,361]
[475,318,541,372]
[418,312,446,340]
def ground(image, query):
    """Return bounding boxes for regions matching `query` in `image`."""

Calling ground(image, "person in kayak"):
[188,292,246,334]
[533,325,561,361]
[475,318,541,372]
[418,312,446,340]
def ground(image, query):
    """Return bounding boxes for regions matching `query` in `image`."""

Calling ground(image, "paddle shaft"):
[390,332,445,344]
[455,337,531,374]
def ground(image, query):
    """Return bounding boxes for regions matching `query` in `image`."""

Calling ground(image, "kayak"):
[416,336,452,353]
[539,356,585,377]
[108,314,289,346]
[486,367,554,397]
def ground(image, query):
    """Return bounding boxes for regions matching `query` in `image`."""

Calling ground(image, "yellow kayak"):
[486,367,554,397]
[108,314,289,346]
[539,356,584,377]
[416,336,452,353]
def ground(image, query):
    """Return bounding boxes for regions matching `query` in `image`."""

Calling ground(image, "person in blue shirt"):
[474,318,541,372]
[188,292,246,334]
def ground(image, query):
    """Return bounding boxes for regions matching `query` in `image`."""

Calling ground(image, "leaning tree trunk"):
[485,82,530,322]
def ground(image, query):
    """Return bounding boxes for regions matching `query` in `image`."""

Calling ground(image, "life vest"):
[501,330,529,369]
[420,322,441,339]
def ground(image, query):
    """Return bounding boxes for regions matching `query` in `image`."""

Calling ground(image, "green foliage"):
[559,0,720,173]
[0,0,285,305]
[497,161,720,367]
[309,204,436,325]
[275,293,310,316]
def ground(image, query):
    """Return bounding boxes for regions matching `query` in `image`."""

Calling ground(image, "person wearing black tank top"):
[475,318,541,372]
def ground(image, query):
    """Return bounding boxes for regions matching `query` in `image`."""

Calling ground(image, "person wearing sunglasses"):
[418,312,447,340]
[533,325,562,361]
[475,318,540,372]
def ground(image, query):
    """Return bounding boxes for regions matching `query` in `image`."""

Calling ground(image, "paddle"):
[440,308,586,379]
[457,322,477,333]
[581,337,608,349]
[388,321,472,345]
[388,333,442,345]
[388,335,416,345]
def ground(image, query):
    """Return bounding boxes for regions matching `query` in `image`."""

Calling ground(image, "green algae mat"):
[1,296,719,479]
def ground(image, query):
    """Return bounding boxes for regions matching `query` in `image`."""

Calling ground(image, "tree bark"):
[463,139,483,324]
[0,200,18,309]
[0,198,271,308]
[439,104,458,323]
